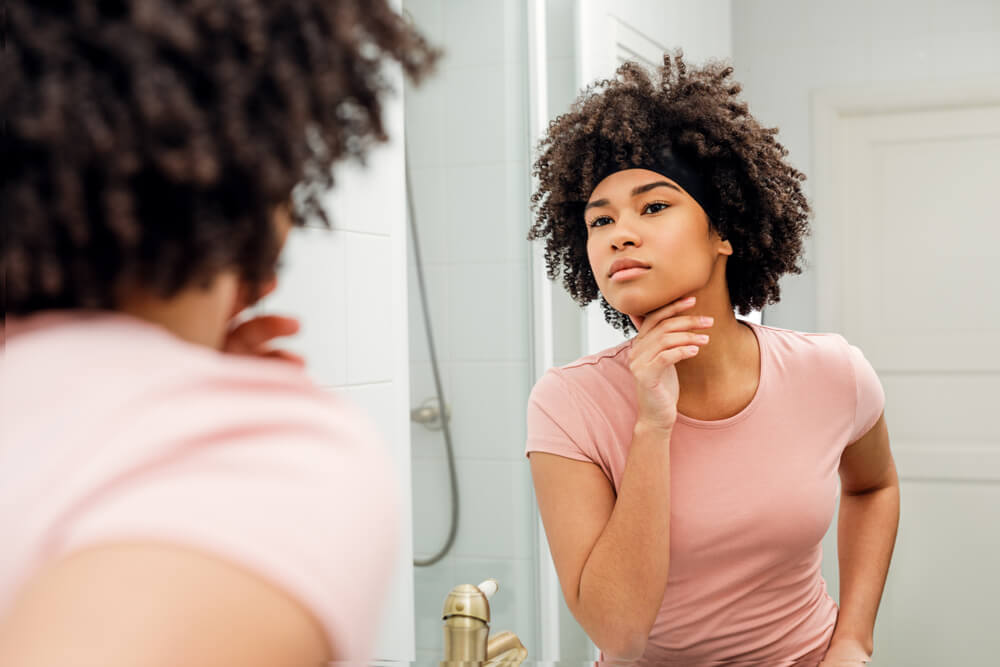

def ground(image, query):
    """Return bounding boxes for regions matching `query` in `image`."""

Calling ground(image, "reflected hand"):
[222,315,305,367]
[626,296,711,432]
[818,638,872,665]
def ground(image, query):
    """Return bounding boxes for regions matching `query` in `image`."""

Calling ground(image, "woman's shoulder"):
[531,339,634,402]
[752,320,854,356]
[4,310,384,465]
[751,321,871,391]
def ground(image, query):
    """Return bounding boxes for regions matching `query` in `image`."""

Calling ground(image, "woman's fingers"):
[632,330,709,366]
[635,296,698,337]
[223,315,300,355]
[649,315,713,336]
[650,344,701,368]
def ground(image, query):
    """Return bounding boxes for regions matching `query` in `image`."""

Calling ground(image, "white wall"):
[403,0,537,660]
[732,0,1000,333]
[260,23,416,660]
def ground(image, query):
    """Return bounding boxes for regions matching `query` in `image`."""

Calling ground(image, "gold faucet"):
[440,579,527,666]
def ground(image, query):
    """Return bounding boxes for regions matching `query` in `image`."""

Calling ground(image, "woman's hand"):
[627,296,712,432]
[818,638,872,665]
[221,274,304,367]
[222,315,305,367]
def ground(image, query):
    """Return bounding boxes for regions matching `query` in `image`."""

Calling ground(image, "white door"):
[814,82,1000,664]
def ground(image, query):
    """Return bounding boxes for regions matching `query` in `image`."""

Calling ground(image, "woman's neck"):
[116,271,240,349]
[674,312,760,420]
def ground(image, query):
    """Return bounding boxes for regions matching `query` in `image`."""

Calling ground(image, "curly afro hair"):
[3,0,439,315]
[528,51,811,334]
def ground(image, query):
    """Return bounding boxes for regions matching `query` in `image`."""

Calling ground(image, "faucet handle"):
[477,578,499,600]
[485,630,527,665]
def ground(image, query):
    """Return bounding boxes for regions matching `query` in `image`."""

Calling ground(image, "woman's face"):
[585,168,731,318]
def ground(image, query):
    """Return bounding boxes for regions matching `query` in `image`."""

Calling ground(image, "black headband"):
[594,150,712,218]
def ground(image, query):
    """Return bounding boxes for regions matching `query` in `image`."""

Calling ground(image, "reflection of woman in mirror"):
[527,52,898,665]
[1,1,436,664]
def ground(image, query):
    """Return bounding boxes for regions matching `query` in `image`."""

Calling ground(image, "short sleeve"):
[845,342,885,444]
[525,368,597,463]
[54,387,399,660]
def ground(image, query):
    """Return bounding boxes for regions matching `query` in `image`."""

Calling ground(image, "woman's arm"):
[530,421,674,660]
[529,298,707,659]
[0,542,332,667]
[823,412,900,662]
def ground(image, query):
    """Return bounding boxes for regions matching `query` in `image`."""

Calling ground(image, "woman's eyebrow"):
[584,181,682,211]
[631,181,682,196]
[584,198,610,212]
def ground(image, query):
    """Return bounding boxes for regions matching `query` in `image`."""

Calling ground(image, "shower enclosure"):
[403,0,540,660]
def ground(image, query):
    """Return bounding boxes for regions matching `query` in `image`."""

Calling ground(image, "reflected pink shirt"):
[525,321,885,665]
[0,312,399,660]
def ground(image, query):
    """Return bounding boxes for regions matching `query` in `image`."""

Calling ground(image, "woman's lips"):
[609,267,651,282]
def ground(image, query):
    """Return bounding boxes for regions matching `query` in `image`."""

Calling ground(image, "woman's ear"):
[718,238,733,256]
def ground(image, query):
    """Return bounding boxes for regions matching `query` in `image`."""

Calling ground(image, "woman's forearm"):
[577,422,673,658]
[830,482,901,655]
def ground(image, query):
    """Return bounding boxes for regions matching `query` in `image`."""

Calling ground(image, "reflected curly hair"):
[528,51,811,333]
[3,0,438,315]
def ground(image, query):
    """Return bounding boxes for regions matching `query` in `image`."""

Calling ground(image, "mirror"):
[403,0,1000,664]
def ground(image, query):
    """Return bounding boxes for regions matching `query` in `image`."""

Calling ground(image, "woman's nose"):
[610,218,642,250]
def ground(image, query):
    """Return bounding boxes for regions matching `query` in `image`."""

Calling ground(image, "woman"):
[526,53,899,665]
[0,2,436,665]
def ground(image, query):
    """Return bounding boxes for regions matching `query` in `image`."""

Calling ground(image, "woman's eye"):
[588,216,612,228]
[644,202,669,214]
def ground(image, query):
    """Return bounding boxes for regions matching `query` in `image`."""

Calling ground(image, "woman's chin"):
[608,295,671,319]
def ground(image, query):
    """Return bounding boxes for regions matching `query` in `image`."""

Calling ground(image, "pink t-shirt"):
[0,311,399,660]
[526,320,885,665]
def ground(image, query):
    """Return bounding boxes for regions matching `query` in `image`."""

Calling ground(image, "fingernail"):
[684,296,697,304]
[700,317,714,326]
[687,346,700,355]
[696,334,710,343]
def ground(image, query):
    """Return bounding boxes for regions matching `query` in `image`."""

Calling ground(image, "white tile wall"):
[407,264,450,365]
[403,0,537,657]
[442,0,508,66]
[443,63,527,165]
[346,234,395,384]
[404,71,448,169]
[449,362,530,460]
[267,227,348,387]
[406,167,450,263]
[408,360,455,459]
[412,457,533,561]
[446,162,531,263]
[449,261,530,362]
